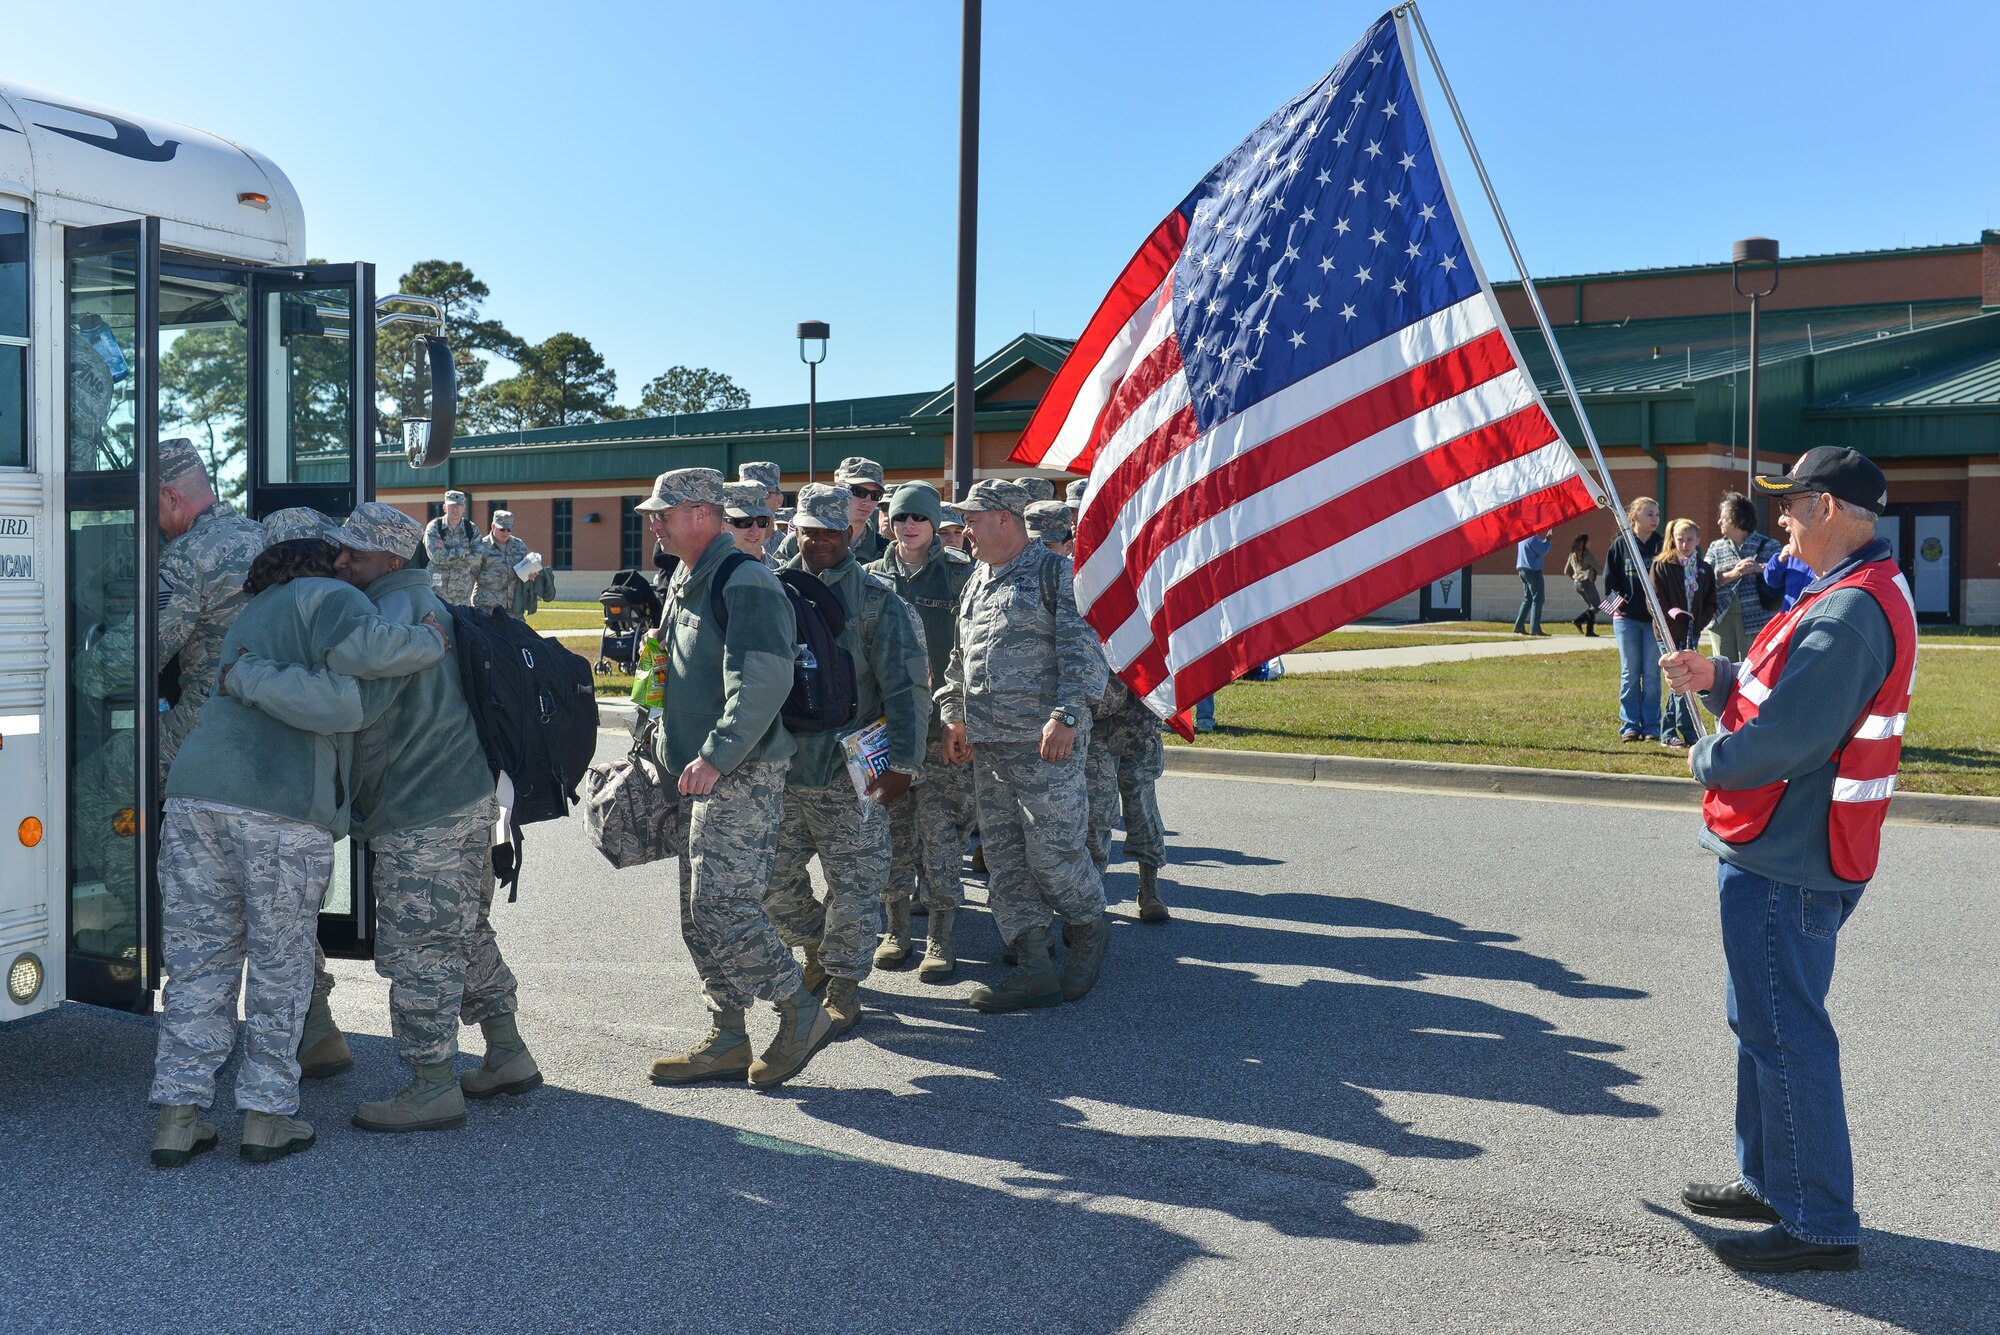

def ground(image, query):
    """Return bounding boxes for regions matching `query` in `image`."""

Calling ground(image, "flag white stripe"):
[1076,294,1502,605]
[1103,440,1581,671]
[1851,712,1907,741]
[1086,368,1539,624]
[1832,775,1896,803]
[1073,370,1194,543]
[1039,276,1177,473]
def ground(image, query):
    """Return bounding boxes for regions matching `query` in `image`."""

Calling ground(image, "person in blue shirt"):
[1759,542,1817,612]
[1512,529,1553,636]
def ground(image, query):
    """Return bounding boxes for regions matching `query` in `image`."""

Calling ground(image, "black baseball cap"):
[1752,446,1887,515]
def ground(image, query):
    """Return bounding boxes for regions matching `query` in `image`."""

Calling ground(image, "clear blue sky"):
[10,1,1996,411]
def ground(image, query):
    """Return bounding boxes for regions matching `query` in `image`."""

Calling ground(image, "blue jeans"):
[1718,861,1864,1246]
[1612,616,1661,738]
[1193,694,1215,729]
[1512,570,1545,632]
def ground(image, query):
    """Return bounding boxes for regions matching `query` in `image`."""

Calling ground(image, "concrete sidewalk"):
[1283,632,1614,675]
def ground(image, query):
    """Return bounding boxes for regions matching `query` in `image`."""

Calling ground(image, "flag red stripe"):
[1084,331,1184,467]
[1012,211,1189,468]
[1080,328,1521,633]
[1073,399,1203,576]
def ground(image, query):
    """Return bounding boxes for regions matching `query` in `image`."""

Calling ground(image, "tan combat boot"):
[748,987,836,1090]
[149,1104,217,1169]
[969,927,1061,1013]
[351,1060,467,1134]
[801,943,828,995]
[1136,865,1171,923]
[461,1012,543,1100]
[649,1010,752,1086]
[918,907,957,983]
[297,992,353,1080]
[823,977,863,1034]
[1058,914,1111,1002]
[873,899,912,970]
[240,1110,316,1164]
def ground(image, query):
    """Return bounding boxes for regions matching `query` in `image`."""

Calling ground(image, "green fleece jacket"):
[656,533,798,775]
[163,576,449,835]
[779,550,929,789]
[225,568,492,839]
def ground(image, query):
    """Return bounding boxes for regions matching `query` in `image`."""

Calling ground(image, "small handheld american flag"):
[1011,9,1600,727]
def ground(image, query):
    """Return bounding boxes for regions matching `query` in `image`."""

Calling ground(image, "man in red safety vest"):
[1661,446,1914,1275]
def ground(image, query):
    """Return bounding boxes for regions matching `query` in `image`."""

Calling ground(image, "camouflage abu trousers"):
[150,798,332,1115]
[884,731,966,911]
[970,741,1105,946]
[677,759,801,1013]
[1087,732,1166,871]
[371,797,499,1064]
[763,781,891,982]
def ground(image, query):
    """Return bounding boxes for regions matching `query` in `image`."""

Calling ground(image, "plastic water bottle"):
[797,642,817,707]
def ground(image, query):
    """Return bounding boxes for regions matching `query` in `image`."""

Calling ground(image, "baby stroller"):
[597,569,664,676]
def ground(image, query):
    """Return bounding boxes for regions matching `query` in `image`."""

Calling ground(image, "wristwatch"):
[1050,709,1077,728]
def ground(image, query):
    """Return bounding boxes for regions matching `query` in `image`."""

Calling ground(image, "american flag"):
[1012,10,1600,723]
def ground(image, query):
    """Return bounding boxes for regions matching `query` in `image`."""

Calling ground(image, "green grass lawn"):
[525,607,603,632]
[1169,649,2000,796]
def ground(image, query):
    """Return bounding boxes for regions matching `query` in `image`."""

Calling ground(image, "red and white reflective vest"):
[1700,557,1917,882]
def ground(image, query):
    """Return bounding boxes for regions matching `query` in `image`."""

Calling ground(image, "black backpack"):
[710,551,856,733]
[450,605,600,896]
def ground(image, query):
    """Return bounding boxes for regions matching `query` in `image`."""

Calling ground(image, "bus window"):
[262,286,351,486]
[158,263,251,507]
[1,208,23,468]
[66,237,140,475]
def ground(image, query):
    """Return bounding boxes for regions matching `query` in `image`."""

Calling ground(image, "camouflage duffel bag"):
[581,719,678,868]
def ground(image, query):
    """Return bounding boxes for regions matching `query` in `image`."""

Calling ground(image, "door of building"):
[1875,503,1958,624]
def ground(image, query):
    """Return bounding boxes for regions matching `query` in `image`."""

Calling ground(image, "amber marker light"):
[238,192,271,210]
[18,817,41,847]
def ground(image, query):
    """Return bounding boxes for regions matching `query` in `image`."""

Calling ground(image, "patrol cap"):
[443,489,468,507]
[1752,446,1888,516]
[491,509,516,530]
[262,506,338,546]
[1065,478,1087,509]
[330,501,425,557]
[939,504,966,529]
[722,482,772,520]
[635,467,726,512]
[888,481,943,527]
[775,507,796,527]
[157,437,208,488]
[1012,476,1056,503]
[834,456,885,488]
[956,479,1029,516]
[1025,500,1074,542]
[792,482,852,530]
[738,461,782,491]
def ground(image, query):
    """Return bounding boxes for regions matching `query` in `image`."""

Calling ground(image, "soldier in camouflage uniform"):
[867,482,974,979]
[473,509,536,616]
[1087,678,1172,922]
[723,483,777,564]
[939,480,1110,1014]
[638,469,837,1091]
[762,484,928,1033]
[423,489,485,605]
[148,508,452,1168]
[737,461,788,561]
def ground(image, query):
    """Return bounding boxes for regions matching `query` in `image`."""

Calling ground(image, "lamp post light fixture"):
[798,320,830,482]
[1731,237,1781,491]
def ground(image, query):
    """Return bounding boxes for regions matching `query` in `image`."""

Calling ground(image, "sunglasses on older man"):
[727,516,772,530]
[1772,491,1824,517]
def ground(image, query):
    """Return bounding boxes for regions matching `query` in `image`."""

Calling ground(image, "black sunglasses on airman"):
[728,516,772,529]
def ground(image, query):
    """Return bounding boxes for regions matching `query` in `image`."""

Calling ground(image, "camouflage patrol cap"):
[956,479,1029,516]
[775,507,796,528]
[939,505,966,530]
[444,489,468,506]
[491,509,516,530]
[888,481,943,527]
[1025,500,1074,542]
[330,501,425,557]
[738,461,782,491]
[262,507,337,545]
[157,437,209,488]
[635,467,726,512]
[792,482,852,530]
[722,482,772,520]
[1013,476,1056,503]
[834,456,885,487]
[1065,478,1087,509]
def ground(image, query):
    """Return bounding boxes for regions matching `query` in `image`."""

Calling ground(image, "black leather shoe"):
[1713,1224,1860,1273]
[1682,1180,1780,1223]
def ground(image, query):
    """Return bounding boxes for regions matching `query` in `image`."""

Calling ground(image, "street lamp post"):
[797,320,830,483]
[1731,237,1781,492]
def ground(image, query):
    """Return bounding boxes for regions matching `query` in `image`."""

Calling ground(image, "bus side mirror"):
[404,335,456,468]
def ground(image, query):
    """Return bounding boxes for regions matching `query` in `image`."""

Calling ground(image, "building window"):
[487,498,508,523]
[0,209,27,469]
[426,501,443,522]
[553,498,573,570]
[621,496,644,569]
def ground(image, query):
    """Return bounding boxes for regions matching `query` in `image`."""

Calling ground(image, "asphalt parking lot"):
[2,731,1994,1334]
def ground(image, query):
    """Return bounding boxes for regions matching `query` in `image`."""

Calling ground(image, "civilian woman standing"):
[1563,533,1601,636]
[1601,496,1664,741]
[1652,517,1717,748]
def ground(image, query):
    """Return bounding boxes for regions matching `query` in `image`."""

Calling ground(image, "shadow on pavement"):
[1643,1202,2000,1334]
[0,1012,1205,1334]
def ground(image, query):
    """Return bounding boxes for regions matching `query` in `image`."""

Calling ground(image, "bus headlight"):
[6,953,41,1005]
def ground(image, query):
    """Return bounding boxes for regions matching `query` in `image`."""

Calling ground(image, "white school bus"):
[0,81,452,1023]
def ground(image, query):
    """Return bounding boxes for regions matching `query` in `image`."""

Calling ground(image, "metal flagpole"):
[1398,2,1706,739]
